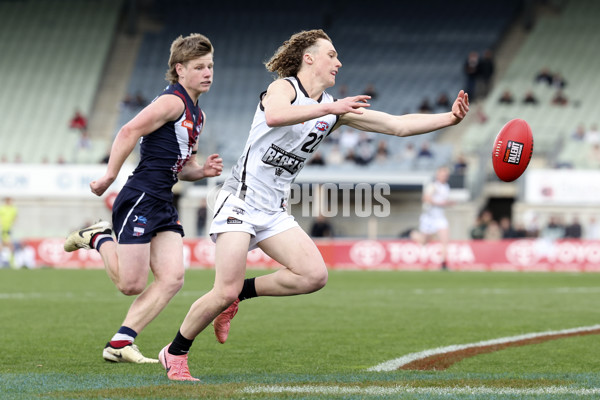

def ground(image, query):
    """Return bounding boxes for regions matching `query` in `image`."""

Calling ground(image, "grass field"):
[1,268,600,399]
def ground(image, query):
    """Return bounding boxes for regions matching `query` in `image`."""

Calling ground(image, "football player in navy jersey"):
[64,33,223,365]
[158,29,469,381]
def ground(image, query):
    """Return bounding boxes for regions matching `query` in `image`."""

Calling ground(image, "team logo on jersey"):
[315,121,330,132]
[261,144,306,174]
[275,168,284,177]
[182,120,194,129]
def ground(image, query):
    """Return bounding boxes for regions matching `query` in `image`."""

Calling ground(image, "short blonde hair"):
[165,33,213,84]
[265,29,332,78]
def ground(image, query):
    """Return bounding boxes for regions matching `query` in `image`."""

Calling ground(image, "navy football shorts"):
[112,186,184,244]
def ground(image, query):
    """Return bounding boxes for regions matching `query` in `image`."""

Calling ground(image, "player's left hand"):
[202,154,223,177]
[451,90,469,124]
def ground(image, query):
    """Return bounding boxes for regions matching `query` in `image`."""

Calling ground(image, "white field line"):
[367,324,600,372]
[242,384,600,396]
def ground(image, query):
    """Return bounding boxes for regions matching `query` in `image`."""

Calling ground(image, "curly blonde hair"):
[165,33,213,84]
[265,29,332,78]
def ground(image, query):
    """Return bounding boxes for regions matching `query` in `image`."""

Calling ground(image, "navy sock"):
[238,277,257,301]
[168,330,194,356]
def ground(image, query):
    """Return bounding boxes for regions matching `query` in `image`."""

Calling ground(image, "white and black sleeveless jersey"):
[222,76,339,212]
[422,180,450,219]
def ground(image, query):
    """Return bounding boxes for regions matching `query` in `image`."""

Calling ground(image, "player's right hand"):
[90,176,114,197]
[330,95,371,115]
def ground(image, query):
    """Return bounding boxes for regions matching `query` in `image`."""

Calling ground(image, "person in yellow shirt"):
[0,197,18,268]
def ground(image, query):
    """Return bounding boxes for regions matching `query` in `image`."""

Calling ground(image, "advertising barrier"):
[20,238,600,272]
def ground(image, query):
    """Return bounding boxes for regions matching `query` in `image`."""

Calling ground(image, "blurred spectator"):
[435,92,450,109]
[344,149,357,163]
[541,215,565,240]
[571,124,586,141]
[310,214,333,238]
[514,222,528,238]
[417,141,433,159]
[586,216,600,240]
[551,90,568,106]
[522,90,539,105]
[498,89,514,104]
[586,124,600,144]
[339,127,360,152]
[363,83,378,99]
[418,98,433,113]
[525,212,541,238]
[500,216,518,238]
[552,73,567,89]
[134,91,148,107]
[374,140,389,163]
[470,210,493,240]
[307,151,326,166]
[326,144,344,166]
[121,91,148,110]
[354,143,374,166]
[464,51,480,101]
[564,216,582,239]
[477,49,495,98]
[453,154,468,176]
[69,109,88,131]
[484,220,502,241]
[535,67,554,85]
[401,142,417,162]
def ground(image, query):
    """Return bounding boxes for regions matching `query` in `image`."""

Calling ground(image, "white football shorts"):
[419,213,449,235]
[209,190,299,250]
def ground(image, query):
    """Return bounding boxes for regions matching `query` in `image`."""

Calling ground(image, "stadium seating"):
[461,0,600,168]
[0,0,122,164]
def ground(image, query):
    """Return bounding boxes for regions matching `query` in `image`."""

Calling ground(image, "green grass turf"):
[1,268,600,399]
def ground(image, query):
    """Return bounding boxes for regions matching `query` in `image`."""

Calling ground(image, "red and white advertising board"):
[21,238,600,272]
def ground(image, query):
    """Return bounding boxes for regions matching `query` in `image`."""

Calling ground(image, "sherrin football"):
[492,118,533,182]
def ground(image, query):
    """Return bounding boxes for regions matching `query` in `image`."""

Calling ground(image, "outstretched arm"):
[338,90,469,137]
[262,79,371,127]
[90,95,185,196]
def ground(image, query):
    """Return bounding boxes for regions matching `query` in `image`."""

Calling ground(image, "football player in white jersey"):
[411,166,453,270]
[159,29,469,381]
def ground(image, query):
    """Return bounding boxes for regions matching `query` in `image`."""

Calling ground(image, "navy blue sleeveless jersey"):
[124,82,203,201]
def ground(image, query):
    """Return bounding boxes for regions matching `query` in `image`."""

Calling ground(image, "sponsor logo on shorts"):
[503,140,523,165]
[133,227,145,236]
[227,217,242,224]
[261,144,305,174]
[232,207,245,216]
[133,215,147,225]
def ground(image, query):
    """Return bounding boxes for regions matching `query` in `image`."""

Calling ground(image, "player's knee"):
[306,266,328,292]
[214,286,242,309]
[118,281,146,296]
[160,273,184,295]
